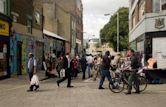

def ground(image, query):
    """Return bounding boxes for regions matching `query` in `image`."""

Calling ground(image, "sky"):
[82,0,129,39]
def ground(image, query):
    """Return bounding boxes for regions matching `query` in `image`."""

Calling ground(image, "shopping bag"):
[60,69,65,77]
[30,74,40,85]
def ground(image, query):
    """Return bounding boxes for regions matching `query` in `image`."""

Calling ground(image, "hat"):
[28,52,33,56]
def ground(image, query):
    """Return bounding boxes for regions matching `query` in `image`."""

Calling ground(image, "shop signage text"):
[0,20,9,36]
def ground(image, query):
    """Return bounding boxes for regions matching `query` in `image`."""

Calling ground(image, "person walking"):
[125,49,140,95]
[71,55,78,78]
[98,51,114,89]
[57,53,73,88]
[86,54,94,78]
[27,52,39,92]
[80,55,87,80]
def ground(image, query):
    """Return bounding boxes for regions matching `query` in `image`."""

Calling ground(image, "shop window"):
[0,41,8,76]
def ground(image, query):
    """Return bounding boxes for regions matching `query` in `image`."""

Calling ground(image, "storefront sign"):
[0,20,9,36]
[155,18,165,29]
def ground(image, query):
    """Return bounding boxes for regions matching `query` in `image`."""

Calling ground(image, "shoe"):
[27,89,33,92]
[67,85,74,88]
[134,91,140,94]
[34,85,39,91]
[98,87,105,89]
[57,82,59,87]
[125,92,131,95]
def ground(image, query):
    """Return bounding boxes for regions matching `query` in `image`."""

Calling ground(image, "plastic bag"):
[30,74,40,85]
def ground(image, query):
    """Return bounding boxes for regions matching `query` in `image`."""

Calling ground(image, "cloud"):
[83,0,129,39]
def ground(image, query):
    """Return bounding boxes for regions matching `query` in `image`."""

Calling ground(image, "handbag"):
[60,69,65,77]
[30,74,40,85]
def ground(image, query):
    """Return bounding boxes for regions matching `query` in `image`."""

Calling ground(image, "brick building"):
[43,0,83,56]
[129,0,166,68]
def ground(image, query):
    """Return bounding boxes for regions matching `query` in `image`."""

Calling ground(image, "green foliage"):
[100,7,129,51]
[95,42,100,48]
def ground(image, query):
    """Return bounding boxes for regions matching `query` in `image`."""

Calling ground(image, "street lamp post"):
[104,12,119,52]
[117,12,119,52]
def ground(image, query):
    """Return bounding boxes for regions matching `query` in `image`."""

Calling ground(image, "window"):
[153,0,166,12]
[161,0,166,10]
[27,19,32,34]
[139,1,145,20]
[0,0,5,14]
[153,0,160,12]
[34,11,41,25]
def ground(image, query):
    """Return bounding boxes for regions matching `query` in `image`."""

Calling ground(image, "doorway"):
[17,42,22,75]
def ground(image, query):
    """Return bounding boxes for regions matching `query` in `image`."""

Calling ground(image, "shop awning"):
[43,29,66,41]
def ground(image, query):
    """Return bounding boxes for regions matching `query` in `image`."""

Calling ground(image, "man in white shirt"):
[27,52,38,92]
[86,54,94,78]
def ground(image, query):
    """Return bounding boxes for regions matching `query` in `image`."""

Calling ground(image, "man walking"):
[99,51,114,89]
[87,54,94,78]
[125,49,140,95]
[27,52,39,91]
[57,53,73,88]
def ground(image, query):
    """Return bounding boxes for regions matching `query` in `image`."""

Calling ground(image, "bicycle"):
[109,68,148,93]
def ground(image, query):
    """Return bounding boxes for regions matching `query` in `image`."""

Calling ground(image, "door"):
[17,42,22,75]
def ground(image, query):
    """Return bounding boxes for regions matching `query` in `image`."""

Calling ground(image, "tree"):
[100,7,129,51]
[95,42,100,48]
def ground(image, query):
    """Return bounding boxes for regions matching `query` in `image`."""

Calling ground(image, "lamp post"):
[117,12,119,52]
[104,12,119,52]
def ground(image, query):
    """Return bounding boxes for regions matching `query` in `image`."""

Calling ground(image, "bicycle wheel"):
[134,76,147,92]
[109,78,124,93]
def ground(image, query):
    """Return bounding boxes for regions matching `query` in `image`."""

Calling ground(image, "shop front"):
[0,14,11,79]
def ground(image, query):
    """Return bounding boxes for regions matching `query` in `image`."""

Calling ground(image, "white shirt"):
[28,58,37,69]
[87,56,94,64]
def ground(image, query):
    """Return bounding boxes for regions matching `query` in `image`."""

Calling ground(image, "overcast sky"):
[82,0,129,39]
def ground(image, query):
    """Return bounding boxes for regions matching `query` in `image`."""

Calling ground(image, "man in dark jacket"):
[80,55,87,80]
[98,51,113,89]
[126,49,140,94]
[57,53,73,88]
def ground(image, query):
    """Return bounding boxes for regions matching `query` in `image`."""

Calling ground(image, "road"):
[0,72,166,107]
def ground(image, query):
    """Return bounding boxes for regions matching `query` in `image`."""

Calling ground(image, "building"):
[55,0,83,56]
[10,0,43,75]
[129,0,166,68]
[0,0,11,79]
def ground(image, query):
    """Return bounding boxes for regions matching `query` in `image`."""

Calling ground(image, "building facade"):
[10,0,43,75]
[129,0,166,68]
[0,0,11,79]
[55,0,83,56]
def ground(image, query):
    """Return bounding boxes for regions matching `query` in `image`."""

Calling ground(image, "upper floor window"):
[161,0,166,10]
[0,0,5,14]
[139,1,145,20]
[27,18,32,34]
[153,0,166,12]
[34,11,41,25]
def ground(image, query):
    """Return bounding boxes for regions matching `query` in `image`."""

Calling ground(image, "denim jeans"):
[99,69,113,87]
[88,64,92,78]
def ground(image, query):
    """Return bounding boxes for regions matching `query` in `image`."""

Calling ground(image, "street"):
[0,71,166,107]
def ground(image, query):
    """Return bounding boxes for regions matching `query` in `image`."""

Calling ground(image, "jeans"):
[88,64,92,78]
[128,70,140,93]
[82,67,86,79]
[99,69,113,87]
